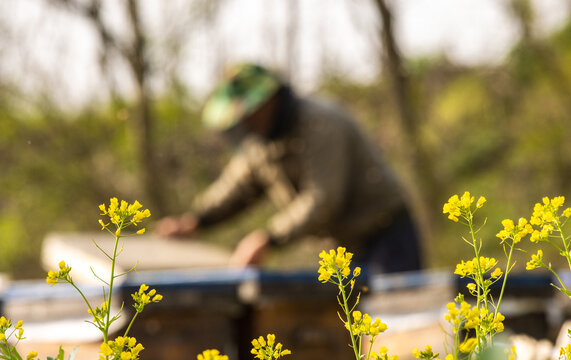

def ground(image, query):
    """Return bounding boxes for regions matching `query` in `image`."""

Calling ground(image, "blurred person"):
[155,63,422,274]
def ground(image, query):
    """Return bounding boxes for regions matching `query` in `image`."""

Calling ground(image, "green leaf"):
[56,346,65,360]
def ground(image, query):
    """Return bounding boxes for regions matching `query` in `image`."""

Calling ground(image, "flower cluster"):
[442,192,486,222]
[0,317,37,359]
[444,301,478,333]
[412,345,448,360]
[444,296,505,356]
[99,336,144,360]
[317,247,360,284]
[251,334,291,360]
[197,349,229,360]
[45,260,72,286]
[496,218,533,244]
[345,311,388,337]
[560,344,571,360]
[528,196,571,242]
[131,284,163,313]
[369,346,398,360]
[525,250,544,271]
[454,257,500,279]
[99,198,151,236]
[88,301,110,325]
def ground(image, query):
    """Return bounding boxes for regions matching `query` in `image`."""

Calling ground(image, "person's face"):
[241,93,279,138]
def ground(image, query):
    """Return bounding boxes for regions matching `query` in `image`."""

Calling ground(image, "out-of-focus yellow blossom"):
[87,301,109,324]
[99,336,144,360]
[444,301,481,332]
[26,351,38,360]
[370,346,399,360]
[459,338,477,353]
[505,345,517,360]
[318,247,355,283]
[560,344,571,359]
[490,268,503,279]
[412,345,440,360]
[476,196,486,208]
[251,334,291,360]
[197,349,229,360]
[526,250,544,270]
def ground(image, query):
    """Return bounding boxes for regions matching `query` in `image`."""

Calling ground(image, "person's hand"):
[154,213,199,238]
[229,229,270,267]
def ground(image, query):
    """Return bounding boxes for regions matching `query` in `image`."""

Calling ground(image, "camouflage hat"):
[202,64,282,130]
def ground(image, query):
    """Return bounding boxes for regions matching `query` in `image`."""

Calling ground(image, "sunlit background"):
[2,1,571,359]
[1,0,571,278]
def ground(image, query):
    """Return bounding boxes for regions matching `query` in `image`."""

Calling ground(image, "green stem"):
[69,281,102,329]
[467,211,487,352]
[338,273,360,360]
[104,223,123,342]
[548,265,570,295]
[495,243,514,313]
[123,311,141,338]
[557,223,571,271]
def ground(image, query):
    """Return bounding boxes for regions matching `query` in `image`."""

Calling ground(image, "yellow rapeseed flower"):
[490,268,502,279]
[99,198,151,233]
[26,351,38,360]
[526,250,544,270]
[459,338,477,353]
[197,349,229,360]
[476,196,486,208]
[251,334,291,360]
[318,247,354,283]
[100,342,113,356]
[100,336,143,360]
[443,191,486,223]
[496,218,532,244]
[45,261,72,287]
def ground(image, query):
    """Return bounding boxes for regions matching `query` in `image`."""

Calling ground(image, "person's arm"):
[155,148,263,238]
[192,148,264,226]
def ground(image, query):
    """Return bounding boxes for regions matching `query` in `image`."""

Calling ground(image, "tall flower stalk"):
[523,196,571,359]
[317,247,395,360]
[45,198,160,360]
[441,192,515,359]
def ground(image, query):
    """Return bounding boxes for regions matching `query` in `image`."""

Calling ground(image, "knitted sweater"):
[193,96,407,249]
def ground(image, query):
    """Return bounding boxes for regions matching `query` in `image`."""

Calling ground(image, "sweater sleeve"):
[193,149,263,226]
[267,114,349,243]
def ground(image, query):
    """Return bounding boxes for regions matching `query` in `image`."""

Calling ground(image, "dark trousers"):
[354,208,422,275]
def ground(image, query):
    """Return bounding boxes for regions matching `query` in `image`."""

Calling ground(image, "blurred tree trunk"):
[49,0,166,216]
[284,0,299,82]
[372,0,439,248]
[124,0,166,217]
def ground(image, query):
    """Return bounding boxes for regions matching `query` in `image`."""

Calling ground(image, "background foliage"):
[1,1,571,278]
